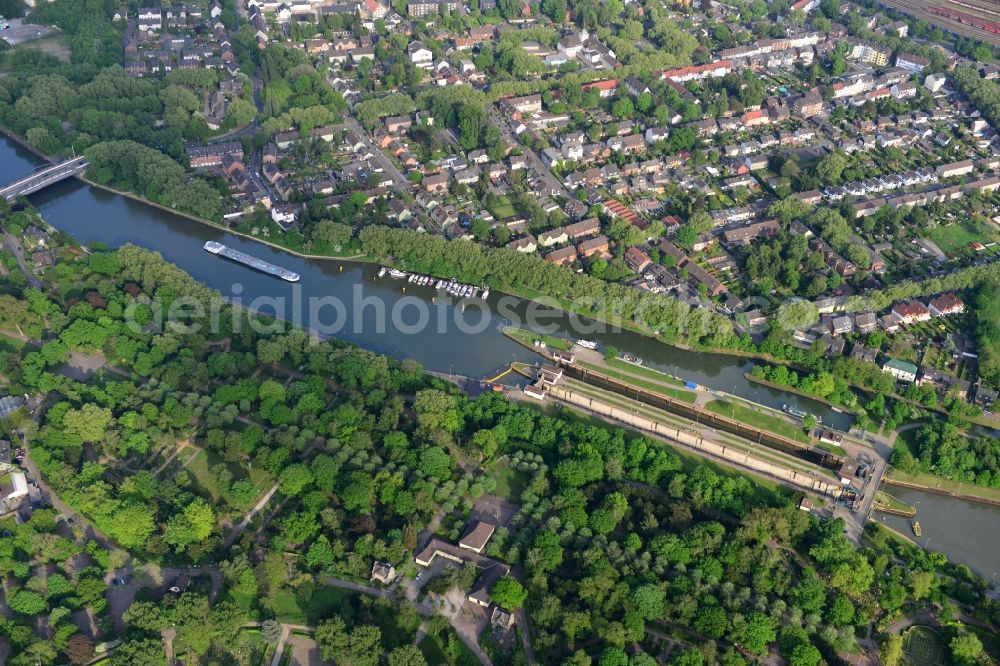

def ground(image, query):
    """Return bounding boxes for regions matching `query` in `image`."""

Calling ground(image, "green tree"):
[279,463,314,496]
[950,629,983,666]
[490,577,528,609]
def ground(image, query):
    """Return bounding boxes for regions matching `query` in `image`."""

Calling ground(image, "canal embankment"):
[883,476,1000,507]
[503,329,845,470]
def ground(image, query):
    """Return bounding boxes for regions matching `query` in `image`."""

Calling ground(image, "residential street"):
[488,107,569,199]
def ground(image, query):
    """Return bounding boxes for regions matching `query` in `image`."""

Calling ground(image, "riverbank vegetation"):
[1,224,997,663]
[890,422,1000,490]
[975,278,1000,390]
[360,225,746,350]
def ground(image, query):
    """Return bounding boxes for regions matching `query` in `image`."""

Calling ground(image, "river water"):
[5,136,1000,576]
[0,136,853,427]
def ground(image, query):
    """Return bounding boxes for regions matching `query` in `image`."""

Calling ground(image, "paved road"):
[340,116,410,189]
[321,575,494,665]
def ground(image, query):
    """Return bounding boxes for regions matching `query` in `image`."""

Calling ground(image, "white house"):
[924,73,946,93]
[407,41,433,69]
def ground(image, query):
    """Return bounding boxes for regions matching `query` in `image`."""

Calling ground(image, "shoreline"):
[883,476,1000,507]
[5,128,997,436]
[4,128,773,362]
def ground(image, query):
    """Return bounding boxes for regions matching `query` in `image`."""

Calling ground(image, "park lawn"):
[502,326,570,351]
[492,463,530,501]
[184,447,271,511]
[369,598,420,649]
[269,585,356,625]
[926,219,999,256]
[704,399,811,445]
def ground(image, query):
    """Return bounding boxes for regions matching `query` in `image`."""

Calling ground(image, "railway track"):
[946,0,1000,18]
[879,0,1000,45]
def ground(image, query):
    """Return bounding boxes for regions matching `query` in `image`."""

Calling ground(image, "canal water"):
[882,487,1000,580]
[4,135,1000,576]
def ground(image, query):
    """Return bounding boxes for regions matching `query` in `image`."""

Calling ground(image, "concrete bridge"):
[1,156,88,201]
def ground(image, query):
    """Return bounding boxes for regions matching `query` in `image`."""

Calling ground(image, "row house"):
[928,293,965,317]
[607,134,646,155]
[545,246,578,266]
[500,94,543,120]
[582,79,619,98]
[809,237,856,276]
[830,75,874,99]
[577,235,610,258]
[624,246,652,272]
[937,160,975,179]
[890,300,931,325]
[660,60,732,83]
[721,219,779,245]
[506,235,538,253]
[896,52,930,74]
[186,141,243,168]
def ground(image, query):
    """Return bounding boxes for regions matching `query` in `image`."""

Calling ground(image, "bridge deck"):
[1,156,88,200]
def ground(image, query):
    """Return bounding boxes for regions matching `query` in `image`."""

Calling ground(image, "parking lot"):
[0,19,58,47]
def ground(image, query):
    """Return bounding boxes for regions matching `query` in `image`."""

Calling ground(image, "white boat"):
[388,269,407,279]
[378,267,387,277]
[576,340,598,349]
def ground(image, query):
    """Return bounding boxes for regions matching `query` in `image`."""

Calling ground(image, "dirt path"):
[152,440,191,477]
[223,483,279,547]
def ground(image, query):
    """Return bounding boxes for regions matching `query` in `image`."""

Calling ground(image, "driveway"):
[1,229,42,289]
[106,565,222,631]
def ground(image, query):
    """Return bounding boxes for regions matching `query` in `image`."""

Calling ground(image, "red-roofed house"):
[928,293,964,317]
[582,79,619,98]
[891,301,931,324]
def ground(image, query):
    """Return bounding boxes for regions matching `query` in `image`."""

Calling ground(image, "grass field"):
[269,585,356,625]
[926,219,1000,256]
[603,357,686,386]
[874,490,916,515]
[903,626,945,666]
[704,399,811,445]
[182,447,273,511]
[492,463,530,501]
[487,195,517,220]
